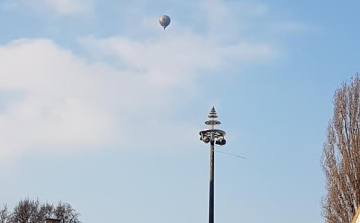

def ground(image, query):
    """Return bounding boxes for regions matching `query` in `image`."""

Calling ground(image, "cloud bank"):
[0,0,293,161]
[0,29,274,160]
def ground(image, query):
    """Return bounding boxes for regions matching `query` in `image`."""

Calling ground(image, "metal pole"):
[209,140,215,223]
[200,107,225,223]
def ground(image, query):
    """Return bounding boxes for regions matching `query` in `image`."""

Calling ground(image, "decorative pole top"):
[200,106,226,145]
[208,106,218,118]
[205,106,221,129]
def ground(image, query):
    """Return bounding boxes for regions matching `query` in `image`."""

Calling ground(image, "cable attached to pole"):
[215,150,247,160]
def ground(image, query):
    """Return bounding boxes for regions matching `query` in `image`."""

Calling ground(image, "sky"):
[0,0,359,222]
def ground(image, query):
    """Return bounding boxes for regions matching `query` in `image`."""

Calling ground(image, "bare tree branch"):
[0,204,9,223]
[322,74,360,223]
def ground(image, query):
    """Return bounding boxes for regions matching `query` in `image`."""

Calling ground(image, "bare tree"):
[10,198,41,223]
[39,203,55,220]
[322,74,360,223]
[0,205,9,223]
[54,202,80,223]
[1,198,81,223]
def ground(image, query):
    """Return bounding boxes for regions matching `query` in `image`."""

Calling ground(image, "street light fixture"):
[199,106,226,223]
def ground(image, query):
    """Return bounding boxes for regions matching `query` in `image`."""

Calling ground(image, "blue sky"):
[0,0,359,222]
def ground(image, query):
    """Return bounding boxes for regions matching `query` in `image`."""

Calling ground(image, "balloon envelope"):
[159,15,171,30]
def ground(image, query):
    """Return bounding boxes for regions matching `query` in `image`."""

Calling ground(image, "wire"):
[215,150,247,160]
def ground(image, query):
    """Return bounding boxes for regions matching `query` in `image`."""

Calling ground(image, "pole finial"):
[208,106,218,119]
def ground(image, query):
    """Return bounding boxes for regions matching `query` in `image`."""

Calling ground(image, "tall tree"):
[322,74,360,223]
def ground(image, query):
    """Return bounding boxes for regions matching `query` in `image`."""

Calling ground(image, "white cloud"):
[0,0,284,162]
[25,0,95,15]
[0,39,114,159]
[0,28,274,161]
[81,34,274,85]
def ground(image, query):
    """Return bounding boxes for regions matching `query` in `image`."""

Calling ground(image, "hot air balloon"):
[159,15,171,30]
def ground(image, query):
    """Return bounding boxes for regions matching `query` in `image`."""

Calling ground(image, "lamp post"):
[199,106,226,223]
